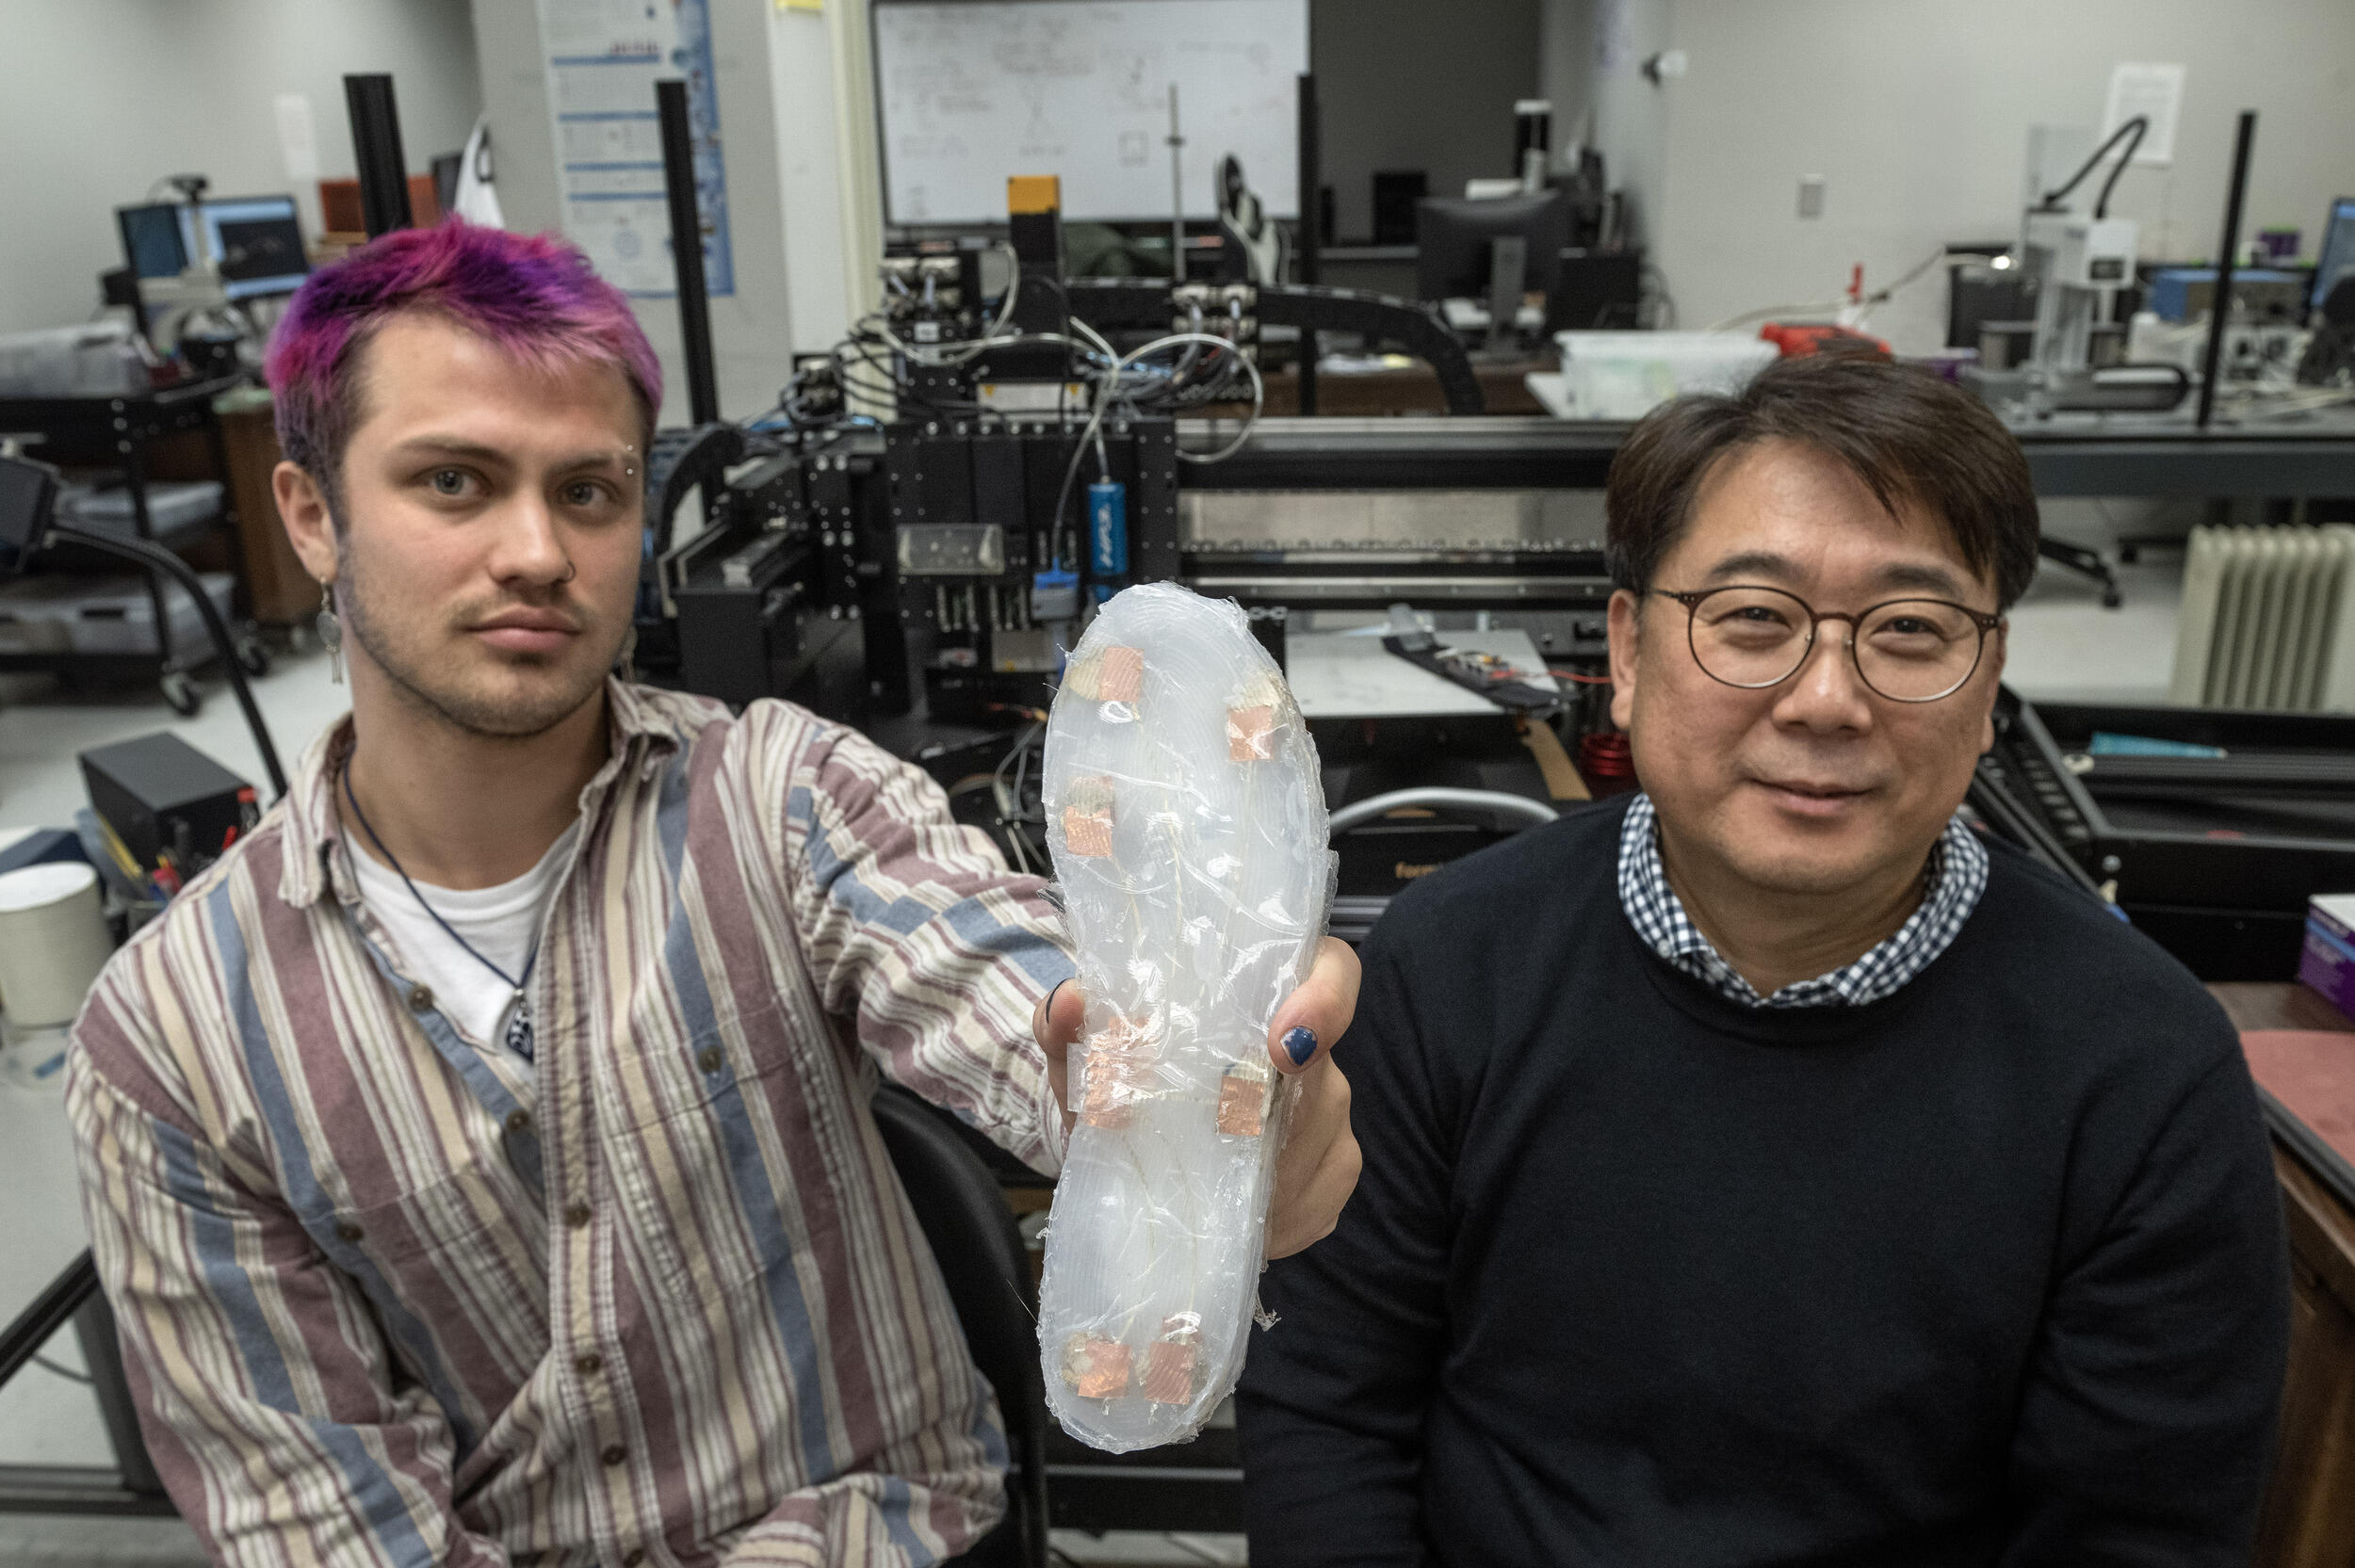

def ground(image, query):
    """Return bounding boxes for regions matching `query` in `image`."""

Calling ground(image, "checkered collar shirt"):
[1616,791,1990,1009]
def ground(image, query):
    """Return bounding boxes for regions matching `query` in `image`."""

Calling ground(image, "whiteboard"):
[874,0,1309,226]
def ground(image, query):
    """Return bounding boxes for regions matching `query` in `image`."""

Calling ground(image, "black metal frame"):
[344,74,414,239]
[0,1255,171,1517]
[657,79,722,427]
[2197,112,2257,430]
[1179,412,2355,497]
[1294,71,1321,417]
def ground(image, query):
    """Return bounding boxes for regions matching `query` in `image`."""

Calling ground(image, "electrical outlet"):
[1798,174,1826,219]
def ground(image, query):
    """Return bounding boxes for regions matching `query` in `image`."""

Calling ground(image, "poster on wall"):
[535,0,735,298]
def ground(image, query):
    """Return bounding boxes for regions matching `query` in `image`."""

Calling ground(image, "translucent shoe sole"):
[1037,584,1332,1452]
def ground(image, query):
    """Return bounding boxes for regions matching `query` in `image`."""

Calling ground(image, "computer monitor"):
[1416,191,1570,311]
[198,196,310,300]
[2313,197,2355,313]
[117,202,194,281]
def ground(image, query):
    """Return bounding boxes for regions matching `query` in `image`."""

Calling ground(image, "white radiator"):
[2170,525,2355,710]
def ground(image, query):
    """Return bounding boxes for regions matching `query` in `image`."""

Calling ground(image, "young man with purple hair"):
[64,221,1362,1567]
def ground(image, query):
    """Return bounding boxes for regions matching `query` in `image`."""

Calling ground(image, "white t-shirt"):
[349,822,579,1055]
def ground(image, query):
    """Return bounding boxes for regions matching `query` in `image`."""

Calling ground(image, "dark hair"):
[1604,353,2040,608]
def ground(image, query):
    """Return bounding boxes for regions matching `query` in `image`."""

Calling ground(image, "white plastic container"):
[0,577,82,655]
[1553,331,1779,420]
[0,323,153,398]
[0,862,113,1028]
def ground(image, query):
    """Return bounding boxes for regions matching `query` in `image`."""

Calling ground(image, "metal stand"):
[1166,84,1186,285]
[2038,536,2122,608]
[657,79,721,426]
[2197,111,2258,429]
[1295,73,1321,416]
[344,74,414,239]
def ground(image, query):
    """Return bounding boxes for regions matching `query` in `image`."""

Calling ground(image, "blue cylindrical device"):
[1087,480,1128,576]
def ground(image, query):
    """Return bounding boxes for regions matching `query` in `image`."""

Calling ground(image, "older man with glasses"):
[1237,354,2289,1567]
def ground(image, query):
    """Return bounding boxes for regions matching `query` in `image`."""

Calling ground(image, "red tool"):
[1759,322,1892,358]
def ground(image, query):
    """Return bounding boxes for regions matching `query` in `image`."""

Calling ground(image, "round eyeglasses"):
[1653,585,2003,703]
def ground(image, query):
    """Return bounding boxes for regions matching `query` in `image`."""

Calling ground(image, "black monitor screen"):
[118,203,190,280]
[2314,198,2355,311]
[1417,191,1571,304]
[216,218,306,284]
[200,197,310,300]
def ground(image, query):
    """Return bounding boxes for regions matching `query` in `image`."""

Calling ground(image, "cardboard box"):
[2298,894,2355,1023]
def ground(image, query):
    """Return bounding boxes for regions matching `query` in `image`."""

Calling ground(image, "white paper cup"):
[0,862,115,1029]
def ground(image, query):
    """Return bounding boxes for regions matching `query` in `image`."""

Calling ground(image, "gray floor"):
[0,509,2190,1564]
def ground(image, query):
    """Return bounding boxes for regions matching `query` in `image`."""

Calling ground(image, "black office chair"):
[869,1084,1051,1568]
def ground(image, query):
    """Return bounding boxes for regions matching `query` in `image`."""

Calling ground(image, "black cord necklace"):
[342,756,540,1060]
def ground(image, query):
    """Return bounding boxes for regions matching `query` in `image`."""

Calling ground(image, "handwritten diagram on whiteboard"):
[874,0,1309,226]
[536,0,734,298]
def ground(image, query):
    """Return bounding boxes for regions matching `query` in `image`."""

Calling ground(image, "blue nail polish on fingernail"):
[1282,1026,1317,1067]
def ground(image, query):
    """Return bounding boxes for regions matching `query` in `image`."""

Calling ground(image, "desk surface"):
[2211,981,2355,1218]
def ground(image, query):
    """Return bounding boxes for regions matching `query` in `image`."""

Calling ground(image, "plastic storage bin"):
[1553,331,1779,420]
[57,479,224,537]
[57,574,235,656]
[0,577,92,655]
[0,323,154,398]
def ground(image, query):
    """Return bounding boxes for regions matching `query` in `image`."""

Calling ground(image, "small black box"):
[79,732,254,871]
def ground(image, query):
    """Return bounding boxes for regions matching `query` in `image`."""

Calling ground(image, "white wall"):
[1313,0,1542,242]
[0,0,483,336]
[468,0,860,425]
[1587,0,1672,249]
[1536,0,1593,159]
[1646,0,2355,351]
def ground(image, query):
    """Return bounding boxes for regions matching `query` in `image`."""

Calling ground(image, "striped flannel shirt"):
[64,680,1076,1568]
[1616,790,1990,1007]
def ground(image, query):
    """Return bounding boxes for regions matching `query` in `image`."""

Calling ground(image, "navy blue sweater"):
[1239,797,2287,1567]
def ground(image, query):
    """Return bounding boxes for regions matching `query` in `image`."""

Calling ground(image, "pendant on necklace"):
[504,992,535,1062]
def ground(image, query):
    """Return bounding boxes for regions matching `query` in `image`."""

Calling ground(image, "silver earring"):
[316,583,344,685]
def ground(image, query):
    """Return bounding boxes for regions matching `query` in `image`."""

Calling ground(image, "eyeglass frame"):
[1650,585,2005,703]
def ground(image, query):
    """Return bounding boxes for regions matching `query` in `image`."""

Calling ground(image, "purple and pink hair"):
[265,220,662,494]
